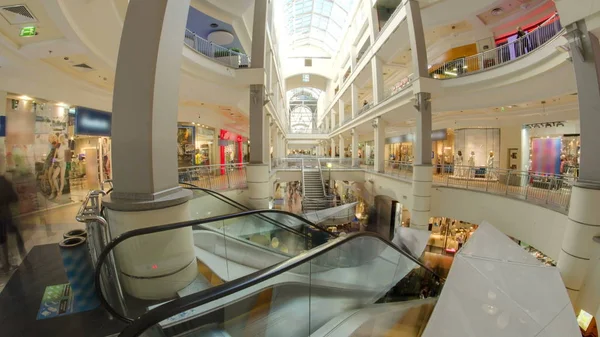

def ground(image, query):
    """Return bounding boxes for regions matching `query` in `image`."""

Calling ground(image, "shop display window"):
[454,128,500,168]
[529,135,579,176]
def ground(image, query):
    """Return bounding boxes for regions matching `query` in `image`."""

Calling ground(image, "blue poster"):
[0,115,5,137]
[75,107,111,136]
[36,283,96,320]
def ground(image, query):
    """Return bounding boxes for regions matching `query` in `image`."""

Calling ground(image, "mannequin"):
[487,151,495,179]
[487,151,494,168]
[468,151,475,178]
[50,134,68,199]
[455,150,464,177]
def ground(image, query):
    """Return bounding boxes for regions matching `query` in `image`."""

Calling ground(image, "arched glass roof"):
[283,0,357,55]
[287,87,322,133]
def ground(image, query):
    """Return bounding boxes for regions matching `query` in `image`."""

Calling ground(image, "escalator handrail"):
[118,230,443,337]
[181,184,338,239]
[95,209,344,324]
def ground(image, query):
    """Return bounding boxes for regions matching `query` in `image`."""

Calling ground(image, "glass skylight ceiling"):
[284,0,357,55]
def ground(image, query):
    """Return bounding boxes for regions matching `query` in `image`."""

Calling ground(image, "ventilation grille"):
[73,63,94,72]
[0,5,37,25]
[304,58,312,67]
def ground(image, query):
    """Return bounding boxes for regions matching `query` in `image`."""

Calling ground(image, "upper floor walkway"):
[178,156,579,261]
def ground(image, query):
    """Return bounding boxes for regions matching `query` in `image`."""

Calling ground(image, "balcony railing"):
[178,163,247,190]
[429,14,563,79]
[271,158,575,214]
[184,29,250,68]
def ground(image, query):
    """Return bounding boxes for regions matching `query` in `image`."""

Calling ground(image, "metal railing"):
[75,189,126,317]
[287,127,330,134]
[430,14,562,79]
[272,158,575,213]
[178,163,248,190]
[431,165,574,212]
[184,29,250,68]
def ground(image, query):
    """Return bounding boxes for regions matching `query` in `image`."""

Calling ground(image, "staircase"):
[302,169,329,211]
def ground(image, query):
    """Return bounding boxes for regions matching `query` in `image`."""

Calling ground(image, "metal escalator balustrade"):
[118,231,443,337]
[94,208,337,324]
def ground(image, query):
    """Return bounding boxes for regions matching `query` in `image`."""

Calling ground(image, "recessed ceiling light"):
[491,7,504,16]
[19,95,32,100]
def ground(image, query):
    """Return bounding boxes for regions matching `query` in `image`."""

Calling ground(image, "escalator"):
[96,189,442,337]
[96,188,338,322]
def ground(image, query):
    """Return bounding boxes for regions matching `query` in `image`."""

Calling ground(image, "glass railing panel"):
[120,234,442,337]
[186,188,245,220]
[97,211,332,322]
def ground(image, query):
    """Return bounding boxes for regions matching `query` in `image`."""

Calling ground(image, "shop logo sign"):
[525,121,565,129]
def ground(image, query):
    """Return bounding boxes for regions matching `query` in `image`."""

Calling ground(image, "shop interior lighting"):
[19,95,32,100]
[444,71,457,76]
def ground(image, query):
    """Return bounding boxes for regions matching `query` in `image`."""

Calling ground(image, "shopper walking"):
[0,173,19,274]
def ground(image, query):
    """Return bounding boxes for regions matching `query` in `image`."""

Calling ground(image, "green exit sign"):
[20,26,36,37]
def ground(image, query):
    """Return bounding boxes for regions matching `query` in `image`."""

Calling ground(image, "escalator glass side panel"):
[187,189,246,220]
[100,211,320,322]
[118,233,444,337]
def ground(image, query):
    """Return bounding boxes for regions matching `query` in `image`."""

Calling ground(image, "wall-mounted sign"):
[20,26,36,37]
[0,116,5,137]
[385,128,448,144]
[524,121,565,129]
[75,107,112,136]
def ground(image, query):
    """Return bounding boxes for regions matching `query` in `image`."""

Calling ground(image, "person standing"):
[0,173,19,274]
[516,27,529,56]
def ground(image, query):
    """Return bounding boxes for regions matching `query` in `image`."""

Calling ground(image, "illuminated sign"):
[75,107,112,136]
[19,26,36,37]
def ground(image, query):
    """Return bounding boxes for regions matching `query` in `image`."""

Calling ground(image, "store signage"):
[0,116,5,137]
[75,107,111,136]
[524,121,565,129]
[20,26,36,37]
[385,128,448,144]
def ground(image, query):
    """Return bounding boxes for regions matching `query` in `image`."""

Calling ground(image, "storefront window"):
[427,217,478,255]
[529,135,579,175]
[454,128,500,168]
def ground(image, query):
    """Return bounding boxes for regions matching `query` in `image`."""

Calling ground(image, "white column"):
[371,57,384,104]
[325,115,330,132]
[366,0,378,43]
[330,138,336,158]
[410,165,433,231]
[351,84,359,118]
[557,21,600,313]
[339,135,345,162]
[271,125,278,162]
[103,0,196,300]
[351,128,359,167]
[373,117,386,172]
[331,111,336,130]
[520,126,530,172]
[338,99,345,126]
[406,0,432,231]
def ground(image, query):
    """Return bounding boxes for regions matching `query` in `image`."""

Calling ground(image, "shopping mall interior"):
[0,0,598,336]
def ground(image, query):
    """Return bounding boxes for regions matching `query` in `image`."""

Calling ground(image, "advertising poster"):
[177,126,194,166]
[36,283,95,320]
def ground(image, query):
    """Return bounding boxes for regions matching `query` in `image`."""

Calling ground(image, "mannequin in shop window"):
[50,134,68,200]
[468,151,476,178]
[455,150,464,177]
[487,151,495,179]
